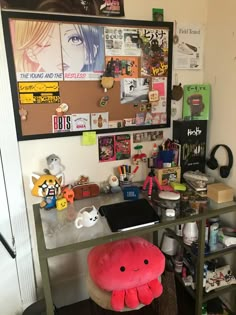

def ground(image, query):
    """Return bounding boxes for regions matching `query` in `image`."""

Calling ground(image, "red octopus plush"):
[88,236,165,311]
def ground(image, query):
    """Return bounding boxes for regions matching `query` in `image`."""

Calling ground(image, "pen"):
[128,165,131,173]
[122,165,127,178]
[133,166,139,174]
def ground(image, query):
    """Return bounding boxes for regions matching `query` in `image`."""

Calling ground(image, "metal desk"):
[33,192,236,315]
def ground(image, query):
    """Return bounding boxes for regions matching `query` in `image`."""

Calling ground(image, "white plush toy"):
[44,154,65,176]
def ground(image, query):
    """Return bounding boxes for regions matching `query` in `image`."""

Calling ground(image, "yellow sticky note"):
[82,131,97,145]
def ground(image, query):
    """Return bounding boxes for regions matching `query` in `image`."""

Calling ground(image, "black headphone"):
[206,144,233,178]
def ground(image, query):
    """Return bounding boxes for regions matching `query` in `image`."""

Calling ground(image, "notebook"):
[99,198,160,232]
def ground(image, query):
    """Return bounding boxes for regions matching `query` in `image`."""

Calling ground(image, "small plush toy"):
[101,76,114,92]
[44,154,65,176]
[88,237,165,311]
[30,173,63,210]
[62,185,74,203]
[101,62,115,92]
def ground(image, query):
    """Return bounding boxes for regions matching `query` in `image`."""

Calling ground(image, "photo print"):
[120,78,150,104]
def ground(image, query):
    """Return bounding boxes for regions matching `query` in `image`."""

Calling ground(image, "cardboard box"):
[207,183,233,203]
[173,120,207,177]
[155,167,181,186]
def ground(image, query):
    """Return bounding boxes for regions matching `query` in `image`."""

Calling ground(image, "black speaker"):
[206,144,233,178]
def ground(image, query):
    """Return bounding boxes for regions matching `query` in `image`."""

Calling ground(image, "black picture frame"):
[2,10,173,141]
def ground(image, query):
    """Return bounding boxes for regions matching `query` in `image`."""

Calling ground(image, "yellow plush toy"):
[30,173,63,210]
[101,76,114,92]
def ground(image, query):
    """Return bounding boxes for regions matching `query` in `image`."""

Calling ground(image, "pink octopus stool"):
[87,236,165,312]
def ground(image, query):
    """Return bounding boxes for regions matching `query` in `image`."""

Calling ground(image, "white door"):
[0,150,22,315]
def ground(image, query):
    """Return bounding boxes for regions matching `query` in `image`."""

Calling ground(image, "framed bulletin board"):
[2,10,173,141]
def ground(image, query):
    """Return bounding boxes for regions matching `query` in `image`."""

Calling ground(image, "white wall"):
[17,0,208,307]
[205,0,236,310]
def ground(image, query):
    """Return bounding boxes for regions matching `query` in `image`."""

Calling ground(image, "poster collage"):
[9,13,170,134]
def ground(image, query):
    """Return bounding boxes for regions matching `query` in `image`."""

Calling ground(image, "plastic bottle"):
[209,222,219,251]
[201,303,207,315]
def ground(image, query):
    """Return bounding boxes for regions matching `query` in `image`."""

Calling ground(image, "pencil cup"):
[119,180,132,190]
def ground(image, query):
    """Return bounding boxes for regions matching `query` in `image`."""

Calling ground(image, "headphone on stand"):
[206,144,233,178]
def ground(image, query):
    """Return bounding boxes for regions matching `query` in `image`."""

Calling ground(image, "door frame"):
[0,7,36,309]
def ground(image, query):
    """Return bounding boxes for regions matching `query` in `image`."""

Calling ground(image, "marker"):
[122,165,126,176]
[118,166,122,175]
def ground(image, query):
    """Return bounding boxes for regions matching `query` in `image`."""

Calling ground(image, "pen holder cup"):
[119,180,132,190]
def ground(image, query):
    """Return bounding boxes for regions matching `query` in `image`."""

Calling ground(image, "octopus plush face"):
[88,237,165,311]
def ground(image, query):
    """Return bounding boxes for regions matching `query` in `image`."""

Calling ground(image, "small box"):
[207,183,234,203]
[155,167,181,186]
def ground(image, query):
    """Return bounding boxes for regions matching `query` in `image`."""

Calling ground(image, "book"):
[182,84,211,120]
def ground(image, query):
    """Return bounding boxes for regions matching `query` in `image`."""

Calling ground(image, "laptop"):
[99,198,160,232]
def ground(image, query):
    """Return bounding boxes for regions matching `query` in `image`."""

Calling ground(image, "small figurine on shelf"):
[75,175,89,186]
[44,154,65,176]
[108,175,121,193]
[30,173,63,210]
[61,185,75,203]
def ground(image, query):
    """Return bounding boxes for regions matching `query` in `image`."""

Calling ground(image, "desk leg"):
[39,256,55,315]
[195,218,206,315]
[153,230,158,246]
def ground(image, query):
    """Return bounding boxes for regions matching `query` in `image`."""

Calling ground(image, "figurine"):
[30,173,63,210]
[75,175,89,185]
[62,185,74,203]
[44,154,65,176]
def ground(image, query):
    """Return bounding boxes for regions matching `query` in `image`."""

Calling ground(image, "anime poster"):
[104,27,140,56]
[105,56,138,80]
[123,28,141,56]
[10,19,63,82]
[104,27,124,56]
[174,24,203,70]
[1,1,125,17]
[99,0,124,16]
[120,78,150,104]
[139,28,169,77]
[98,136,116,162]
[61,24,105,81]
[98,134,130,162]
[115,134,131,160]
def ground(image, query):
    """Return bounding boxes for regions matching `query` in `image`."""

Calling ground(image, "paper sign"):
[18,81,60,104]
[82,131,97,145]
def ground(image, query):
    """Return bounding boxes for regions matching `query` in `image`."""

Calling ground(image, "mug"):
[75,205,99,229]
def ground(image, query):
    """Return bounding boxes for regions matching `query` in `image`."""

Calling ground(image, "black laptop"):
[99,198,160,232]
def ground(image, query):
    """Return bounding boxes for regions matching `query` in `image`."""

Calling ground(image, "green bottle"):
[201,303,207,315]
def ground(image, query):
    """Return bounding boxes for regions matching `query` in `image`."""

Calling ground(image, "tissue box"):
[207,183,233,203]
